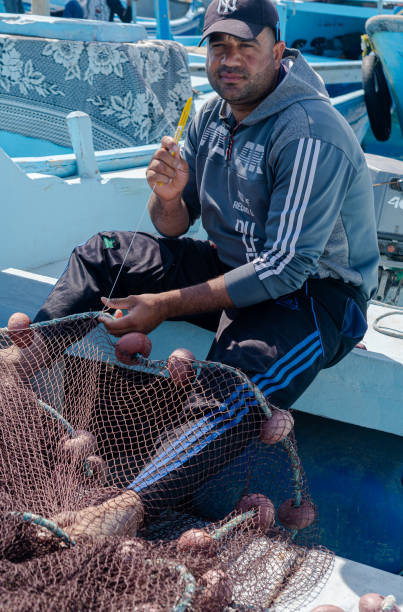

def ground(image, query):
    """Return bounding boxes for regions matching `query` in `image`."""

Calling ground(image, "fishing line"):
[102,97,193,313]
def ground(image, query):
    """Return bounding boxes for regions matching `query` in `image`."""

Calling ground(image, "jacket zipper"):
[225,124,240,162]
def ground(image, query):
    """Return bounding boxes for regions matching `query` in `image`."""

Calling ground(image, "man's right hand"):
[146,136,189,202]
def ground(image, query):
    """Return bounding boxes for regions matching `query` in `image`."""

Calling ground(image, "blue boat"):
[135,0,205,37]
[0,0,206,36]
[135,8,204,37]
[275,0,398,59]
[365,13,403,137]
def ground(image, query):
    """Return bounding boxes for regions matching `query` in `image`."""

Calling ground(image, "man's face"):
[206,28,285,119]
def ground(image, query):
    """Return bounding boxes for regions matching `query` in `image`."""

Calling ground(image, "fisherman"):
[7,0,378,411]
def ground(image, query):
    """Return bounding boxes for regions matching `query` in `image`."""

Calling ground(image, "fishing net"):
[0,313,333,611]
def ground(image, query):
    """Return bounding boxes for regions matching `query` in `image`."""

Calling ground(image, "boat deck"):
[299,554,402,611]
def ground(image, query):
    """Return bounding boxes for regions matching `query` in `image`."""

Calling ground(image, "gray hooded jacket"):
[182,49,379,306]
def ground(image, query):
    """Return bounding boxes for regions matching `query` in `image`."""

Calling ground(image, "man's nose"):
[221,46,242,65]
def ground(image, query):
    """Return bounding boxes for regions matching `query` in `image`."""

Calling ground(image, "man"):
[10,0,378,410]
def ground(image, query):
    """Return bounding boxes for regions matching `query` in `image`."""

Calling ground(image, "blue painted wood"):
[12,143,159,177]
[0,130,72,158]
[0,13,148,42]
[66,112,100,180]
[135,0,203,20]
[174,34,202,46]
[296,413,403,574]
[363,112,403,161]
[154,0,173,39]
[331,89,369,145]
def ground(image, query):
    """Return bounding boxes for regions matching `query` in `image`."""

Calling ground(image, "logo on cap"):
[217,0,238,14]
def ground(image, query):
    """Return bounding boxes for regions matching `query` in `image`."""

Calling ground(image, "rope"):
[210,509,256,541]
[145,559,196,612]
[38,399,76,437]
[370,299,403,339]
[170,561,196,612]
[372,311,403,339]
[281,436,304,540]
[370,299,403,311]
[0,311,100,334]
[361,34,375,57]
[37,399,93,477]
[5,511,75,547]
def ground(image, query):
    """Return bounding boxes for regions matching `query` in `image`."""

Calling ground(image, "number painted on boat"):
[387,196,403,210]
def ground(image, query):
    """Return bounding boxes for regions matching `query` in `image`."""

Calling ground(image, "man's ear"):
[273,41,286,69]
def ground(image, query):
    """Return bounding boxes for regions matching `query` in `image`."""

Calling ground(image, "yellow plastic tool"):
[157,96,192,184]
[172,96,193,144]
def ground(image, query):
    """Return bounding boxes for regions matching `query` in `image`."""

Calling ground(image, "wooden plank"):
[0,14,148,42]
[66,112,100,181]
[14,144,159,178]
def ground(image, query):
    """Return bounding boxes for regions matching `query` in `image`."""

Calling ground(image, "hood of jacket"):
[219,48,331,126]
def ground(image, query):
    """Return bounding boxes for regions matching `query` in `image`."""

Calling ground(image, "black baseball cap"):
[199,0,281,46]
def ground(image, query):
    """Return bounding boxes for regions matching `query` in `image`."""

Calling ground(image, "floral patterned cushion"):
[0,36,194,150]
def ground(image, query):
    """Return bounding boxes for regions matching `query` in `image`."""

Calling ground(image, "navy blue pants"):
[35,232,368,514]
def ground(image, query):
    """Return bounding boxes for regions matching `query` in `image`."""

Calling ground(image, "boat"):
[363,13,403,143]
[0,0,206,36]
[135,0,205,38]
[274,0,399,61]
[0,9,402,612]
[134,0,209,21]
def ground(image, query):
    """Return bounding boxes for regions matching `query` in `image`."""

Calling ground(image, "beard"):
[207,65,277,106]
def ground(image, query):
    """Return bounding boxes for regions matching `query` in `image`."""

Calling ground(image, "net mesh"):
[0,313,333,611]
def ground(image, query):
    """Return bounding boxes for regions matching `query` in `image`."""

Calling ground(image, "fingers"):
[101,296,131,309]
[146,140,185,188]
[98,313,133,337]
[161,136,180,153]
[100,298,135,336]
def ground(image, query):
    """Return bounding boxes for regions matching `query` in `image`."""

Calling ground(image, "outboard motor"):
[365,153,403,304]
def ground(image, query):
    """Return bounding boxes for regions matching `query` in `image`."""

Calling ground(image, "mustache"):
[216,67,247,77]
